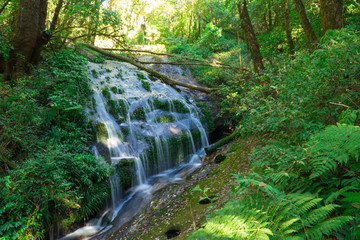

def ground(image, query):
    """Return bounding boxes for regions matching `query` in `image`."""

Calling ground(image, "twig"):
[329,102,351,108]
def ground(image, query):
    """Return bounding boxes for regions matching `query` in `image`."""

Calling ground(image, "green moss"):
[102,87,111,100]
[121,127,130,137]
[91,69,99,78]
[149,75,158,81]
[110,86,124,94]
[172,100,190,113]
[105,76,111,83]
[142,80,151,92]
[96,122,108,141]
[137,72,146,80]
[156,115,175,123]
[132,107,146,121]
[115,159,136,189]
[115,72,124,80]
[153,98,170,111]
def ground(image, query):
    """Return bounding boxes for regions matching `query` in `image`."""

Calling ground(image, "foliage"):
[191,124,360,239]
[0,48,110,239]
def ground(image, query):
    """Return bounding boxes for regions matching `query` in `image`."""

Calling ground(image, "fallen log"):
[103,48,247,72]
[137,61,235,69]
[205,130,240,154]
[84,44,219,94]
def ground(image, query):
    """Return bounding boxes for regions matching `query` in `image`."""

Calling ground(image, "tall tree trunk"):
[293,0,318,48]
[320,0,343,34]
[237,0,264,73]
[5,0,48,80]
[282,0,295,55]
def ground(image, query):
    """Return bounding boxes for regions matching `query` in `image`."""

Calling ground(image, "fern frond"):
[308,124,360,179]
[325,186,359,204]
[302,204,337,227]
[341,191,360,205]
[305,216,354,240]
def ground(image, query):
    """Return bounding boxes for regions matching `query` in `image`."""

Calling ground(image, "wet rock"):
[165,227,181,239]
[214,154,226,164]
[95,142,111,164]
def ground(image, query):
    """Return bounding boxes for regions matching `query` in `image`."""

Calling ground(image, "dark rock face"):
[165,227,181,239]
[95,142,111,164]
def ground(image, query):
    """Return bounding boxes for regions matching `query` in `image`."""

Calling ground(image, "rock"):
[95,142,111,164]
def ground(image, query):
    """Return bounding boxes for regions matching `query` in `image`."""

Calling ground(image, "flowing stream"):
[59,59,209,239]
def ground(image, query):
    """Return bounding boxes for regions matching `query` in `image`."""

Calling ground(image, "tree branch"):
[0,0,11,16]
[84,44,219,93]
[103,48,247,72]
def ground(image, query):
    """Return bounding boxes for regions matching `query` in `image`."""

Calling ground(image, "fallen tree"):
[103,48,247,72]
[84,44,219,93]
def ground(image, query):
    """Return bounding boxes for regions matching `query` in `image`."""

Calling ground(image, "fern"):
[308,124,360,179]
[191,175,353,240]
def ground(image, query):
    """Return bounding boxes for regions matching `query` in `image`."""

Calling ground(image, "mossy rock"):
[137,72,146,80]
[96,122,108,141]
[102,87,111,100]
[110,86,124,94]
[115,159,136,190]
[142,80,151,92]
[132,107,146,121]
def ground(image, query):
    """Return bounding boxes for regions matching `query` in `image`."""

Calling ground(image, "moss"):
[132,107,146,121]
[137,72,146,80]
[200,108,215,134]
[153,98,170,111]
[110,86,124,94]
[121,127,130,137]
[172,100,190,113]
[91,69,98,78]
[102,87,111,100]
[156,115,175,123]
[115,159,136,190]
[149,75,158,81]
[105,76,111,83]
[142,80,151,92]
[115,72,123,80]
[96,122,108,141]
[118,99,128,116]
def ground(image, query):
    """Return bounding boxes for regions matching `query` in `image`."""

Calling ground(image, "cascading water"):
[59,59,209,239]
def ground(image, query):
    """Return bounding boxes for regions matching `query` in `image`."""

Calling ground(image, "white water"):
[59,60,209,239]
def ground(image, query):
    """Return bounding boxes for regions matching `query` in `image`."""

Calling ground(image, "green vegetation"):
[0,49,110,238]
[1,0,360,238]
[141,80,151,91]
[132,107,146,121]
[115,159,136,189]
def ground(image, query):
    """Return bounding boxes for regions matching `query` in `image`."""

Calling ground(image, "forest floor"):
[107,136,258,240]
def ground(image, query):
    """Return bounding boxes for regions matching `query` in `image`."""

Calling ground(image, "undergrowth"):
[0,48,110,239]
[189,27,360,239]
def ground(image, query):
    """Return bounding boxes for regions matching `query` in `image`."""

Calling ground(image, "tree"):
[5,0,49,80]
[320,0,343,34]
[237,0,264,73]
[282,0,295,55]
[293,0,318,48]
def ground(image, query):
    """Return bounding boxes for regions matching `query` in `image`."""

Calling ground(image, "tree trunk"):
[320,0,343,34]
[84,44,219,93]
[282,0,295,55]
[237,0,264,73]
[293,0,318,48]
[5,0,48,80]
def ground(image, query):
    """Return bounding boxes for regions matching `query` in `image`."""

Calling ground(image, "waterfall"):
[59,59,209,239]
